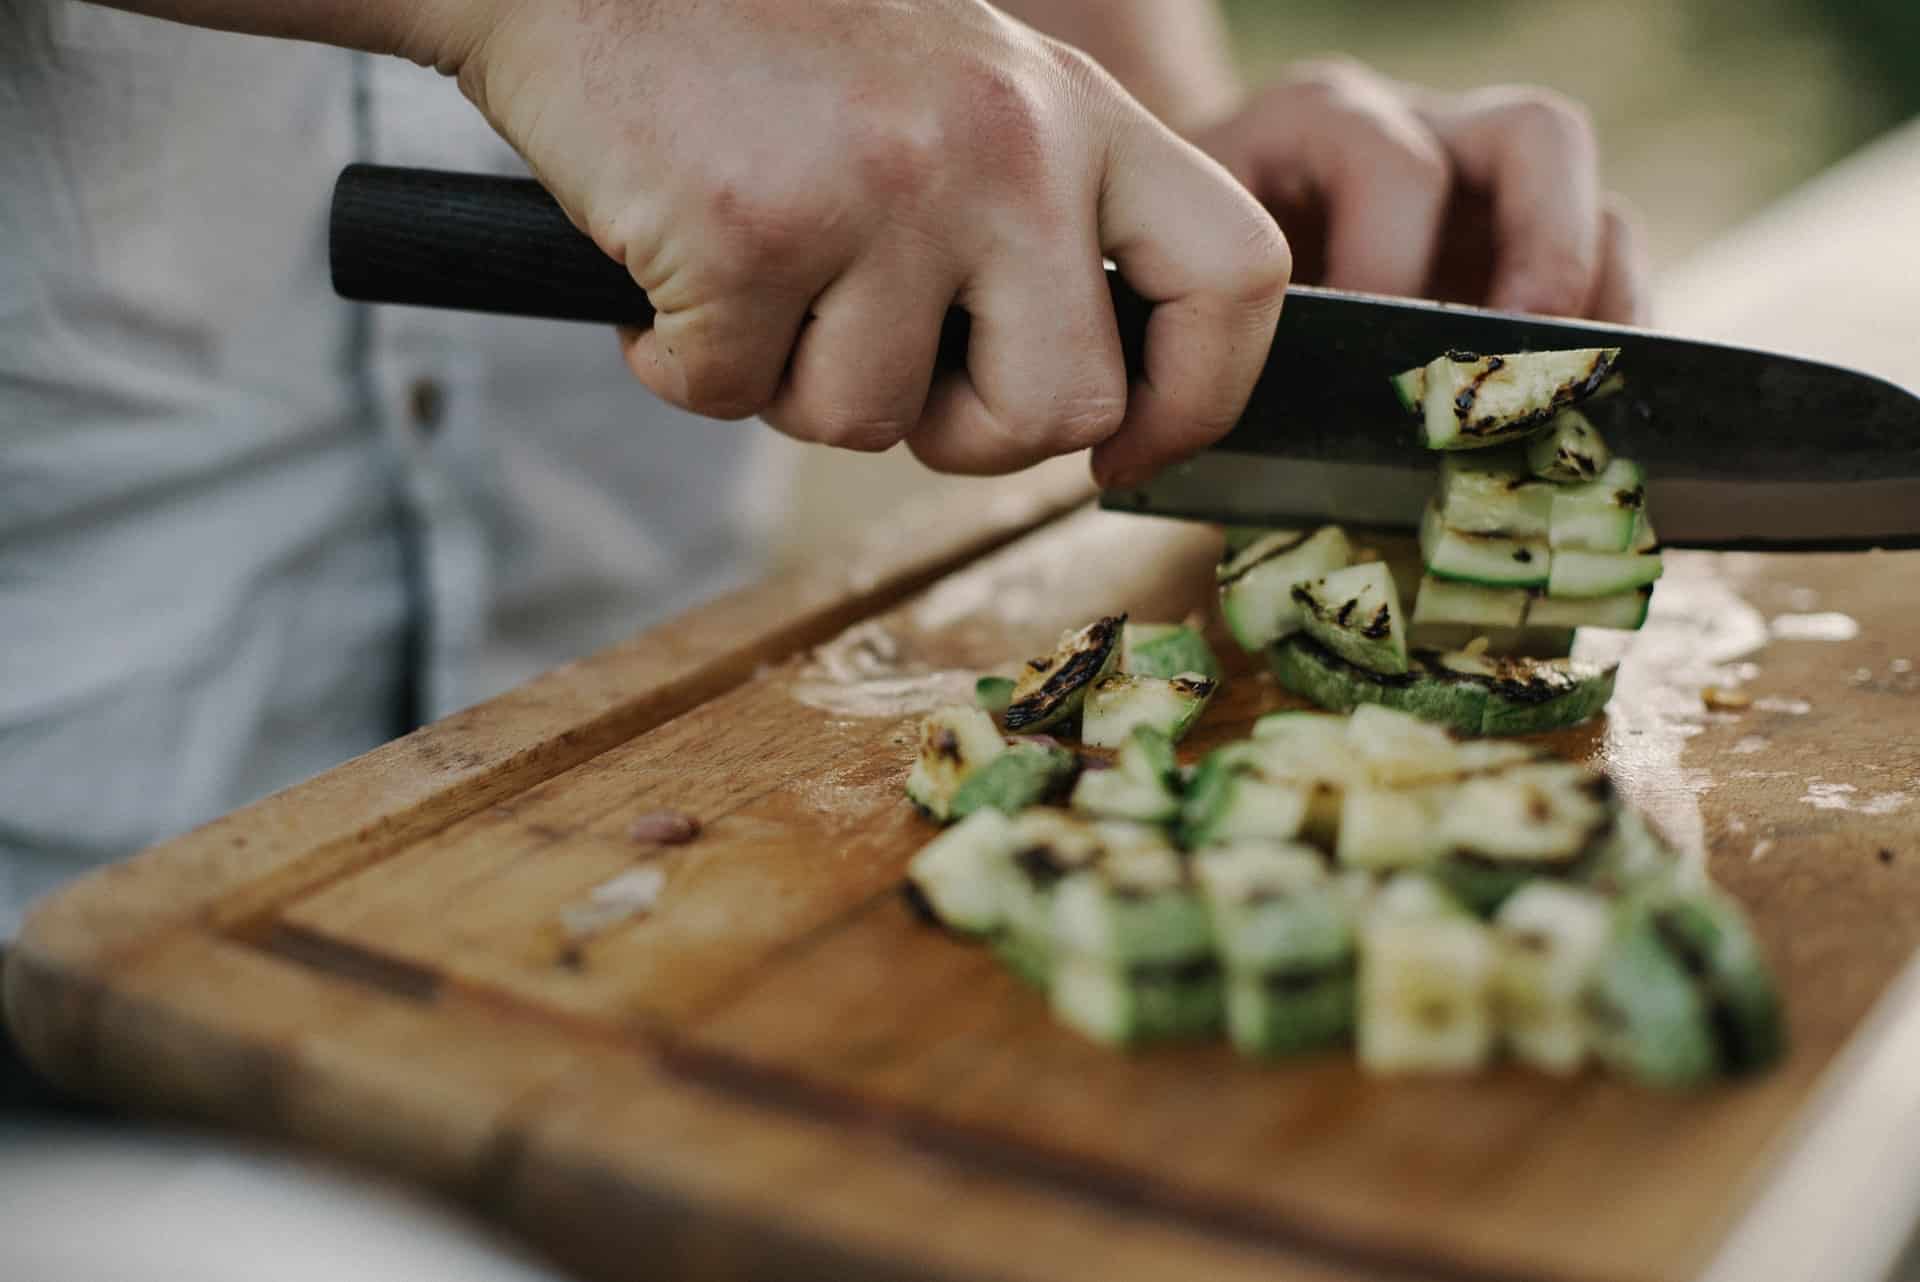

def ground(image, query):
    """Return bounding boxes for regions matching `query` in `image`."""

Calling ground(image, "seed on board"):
[627,809,702,845]
[1701,686,1753,711]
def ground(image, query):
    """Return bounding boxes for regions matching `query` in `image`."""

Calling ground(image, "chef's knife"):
[330,164,1920,551]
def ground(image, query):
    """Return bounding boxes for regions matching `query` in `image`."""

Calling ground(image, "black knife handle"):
[329,164,1151,374]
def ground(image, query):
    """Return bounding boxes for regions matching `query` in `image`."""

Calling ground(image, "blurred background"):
[769,0,1920,561]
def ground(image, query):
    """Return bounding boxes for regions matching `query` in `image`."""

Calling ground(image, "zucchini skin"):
[1270,636,1618,738]
[948,743,1079,820]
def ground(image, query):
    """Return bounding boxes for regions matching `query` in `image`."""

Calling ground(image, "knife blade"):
[1097,286,1920,551]
[329,164,1920,550]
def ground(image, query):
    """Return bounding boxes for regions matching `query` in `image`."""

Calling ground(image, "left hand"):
[1191,59,1648,323]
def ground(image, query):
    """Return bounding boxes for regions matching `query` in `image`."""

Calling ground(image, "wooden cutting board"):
[8,440,1919,1282]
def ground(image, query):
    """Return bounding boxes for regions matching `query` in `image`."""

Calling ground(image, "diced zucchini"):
[1358,911,1496,1074]
[1292,561,1409,676]
[1548,459,1646,552]
[1179,750,1312,849]
[1640,891,1783,1077]
[1577,809,1695,898]
[904,704,1007,821]
[1585,898,1720,1088]
[1343,703,1464,787]
[1526,409,1611,483]
[1217,526,1353,652]
[1389,364,1427,415]
[1420,501,1550,589]
[1418,348,1620,450]
[1492,882,1612,1073]
[948,742,1078,820]
[1412,575,1529,630]
[1080,673,1217,748]
[1070,725,1181,824]
[974,676,1015,714]
[1051,844,1212,969]
[993,809,1110,981]
[904,808,1018,935]
[1369,871,1470,923]
[1547,549,1663,599]
[1051,953,1223,1046]
[1121,622,1222,682]
[1438,761,1613,865]
[1436,449,1554,537]
[1194,842,1356,1057]
[1004,616,1124,733]
[1335,785,1452,871]
[1526,587,1653,631]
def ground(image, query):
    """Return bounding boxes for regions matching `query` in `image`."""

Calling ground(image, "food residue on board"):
[558,866,668,943]
[1768,612,1861,642]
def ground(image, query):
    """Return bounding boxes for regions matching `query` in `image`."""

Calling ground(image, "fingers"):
[906,232,1128,475]
[1088,120,1290,490]
[1418,87,1603,317]
[760,249,959,453]
[1588,197,1651,325]
[620,283,816,420]
[1196,67,1450,298]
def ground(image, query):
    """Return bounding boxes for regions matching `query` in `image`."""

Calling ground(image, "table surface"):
[6,119,1920,1282]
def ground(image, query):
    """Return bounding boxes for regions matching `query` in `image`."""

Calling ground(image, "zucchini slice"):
[1270,636,1616,737]
[1546,549,1663,599]
[1420,501,1551,589]
[904,808,1018,936]
[1418,347,1621,450]
[1358,910,1497,1074]
[1526,587,1653,631]
[1427,649,1620,736]
[1412,575,1530,630]
[1217,526,1353,652]
[1070,725,1181,824]
[949,741,1079,821]
[1344,703,1467,787]
[1292,561,1409,676]
[1631,513,1659,553]
[1436,449,1554,538]
[1121,622,1222,682]
[1004,615,1124,733]
[1492,882,1612,1073]
[1548,458,1646,552]
[904,704,1007,821]
[1080,672,1217,748]
[1526,409,1611,483]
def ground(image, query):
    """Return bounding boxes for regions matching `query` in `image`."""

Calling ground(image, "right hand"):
[429,0,1290,485]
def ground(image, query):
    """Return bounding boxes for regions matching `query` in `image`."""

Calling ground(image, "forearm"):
[995,0,1241,131]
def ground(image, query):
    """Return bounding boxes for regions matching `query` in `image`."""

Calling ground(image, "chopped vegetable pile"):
[895,349,1783,1085]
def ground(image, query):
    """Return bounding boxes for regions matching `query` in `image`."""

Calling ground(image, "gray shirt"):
[0,2,774,934]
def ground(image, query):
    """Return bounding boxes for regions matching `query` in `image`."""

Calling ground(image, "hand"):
[435,0,1290,485]
[1191,59,1647,323]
